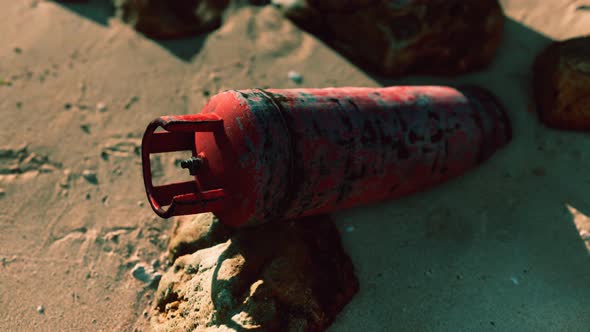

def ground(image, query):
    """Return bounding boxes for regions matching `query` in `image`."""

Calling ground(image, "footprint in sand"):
[0,144,61,181]
[100,138,141,161]
[46,227,98,263]
[46,226,139,262]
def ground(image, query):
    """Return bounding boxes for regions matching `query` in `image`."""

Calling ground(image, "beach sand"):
[1,0,589,330]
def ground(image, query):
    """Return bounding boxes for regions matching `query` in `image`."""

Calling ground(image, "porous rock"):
[168,213,234,261]
[274,0,504,77]
[533,36,590,130]
[152,214,358,332]
[113,0,231,39]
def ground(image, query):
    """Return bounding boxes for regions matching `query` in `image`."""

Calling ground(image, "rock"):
[152,214,358,332]
[168,213,234,261]
[287,70,303,84]
[96,102,107,112]
[275,0,504,77]
[532,36,590,130]
[36,305,45,314]
[113,0,231,39]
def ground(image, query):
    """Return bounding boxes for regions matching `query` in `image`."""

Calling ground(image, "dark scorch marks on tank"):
[396,144,410,159]
[253,90,460,215]
[237,90,293,224]
[408,130,422,144]
[257,90,307,218]
[388,183,401,193]
[334,97,405,204]
[318,154,330,176]
[430,129,444,143]
[361,120,378,147]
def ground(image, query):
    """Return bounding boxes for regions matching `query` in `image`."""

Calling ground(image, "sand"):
[0,0,589,331]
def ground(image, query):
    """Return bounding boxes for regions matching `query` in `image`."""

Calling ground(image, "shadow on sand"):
[51,0,208,62]
[328,16,590,332]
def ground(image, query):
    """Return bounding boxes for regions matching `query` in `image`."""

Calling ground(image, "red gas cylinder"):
[142,86,511,227]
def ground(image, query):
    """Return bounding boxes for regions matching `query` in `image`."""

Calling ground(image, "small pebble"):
[96,102,107,112]
[80,124,91,134]
[137,201,144,207]
[82,170,98,184]
[510,276,519,285]
[36,305,44,314]
[85,192,91,200]
[287,70,303,84]
[131,263,157,284]
[0,188,5,198]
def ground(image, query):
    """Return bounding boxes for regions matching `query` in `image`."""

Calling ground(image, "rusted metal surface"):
[141,86,511,227]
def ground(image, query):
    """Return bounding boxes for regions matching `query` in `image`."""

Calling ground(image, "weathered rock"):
[168,213,234,261]
[274,0,504,77]
[533,36,590,130]
[152,215,358,332]
[113,0,231,39]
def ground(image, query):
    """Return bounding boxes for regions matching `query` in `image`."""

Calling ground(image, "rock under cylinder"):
[141,86,511,227]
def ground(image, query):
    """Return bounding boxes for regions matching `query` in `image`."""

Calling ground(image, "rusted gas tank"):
[141,86,511,227]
